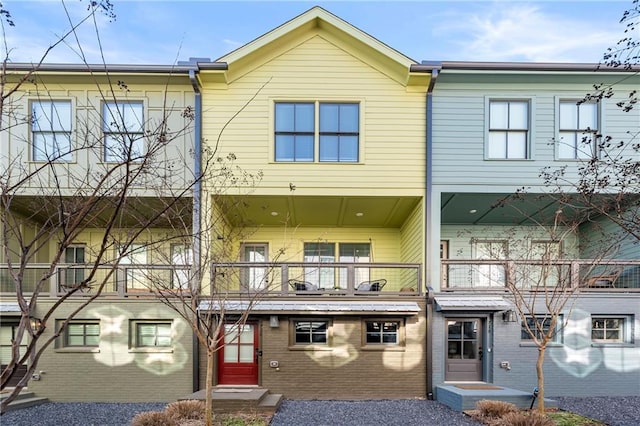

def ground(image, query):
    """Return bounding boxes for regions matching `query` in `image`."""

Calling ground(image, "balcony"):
[0,262,422,297]
[441,259,640,291]
[212,262,422,296]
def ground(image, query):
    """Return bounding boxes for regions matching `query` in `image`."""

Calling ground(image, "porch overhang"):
[199,300,421,315]
[0,302,22,314]
[434,296,512,312]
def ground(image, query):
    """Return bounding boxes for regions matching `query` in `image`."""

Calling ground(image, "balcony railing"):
[212,262,422,296]
[0,264,191,296]
[441,259,640,291]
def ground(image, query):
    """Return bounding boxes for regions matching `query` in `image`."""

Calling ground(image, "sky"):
[1,0,636,65]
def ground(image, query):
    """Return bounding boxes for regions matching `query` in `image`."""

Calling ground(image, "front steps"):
[0,389,49,412]
[180,386,283,415]
[436,384,557,412]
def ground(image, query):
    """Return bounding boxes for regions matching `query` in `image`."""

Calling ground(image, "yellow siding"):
[400,201,424,264]
[202,35,425,196]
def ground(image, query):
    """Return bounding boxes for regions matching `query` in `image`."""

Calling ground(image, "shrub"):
[495,410,555,426]
[131,411,177,426]
[166,400,206,421]
[476,400,519,418]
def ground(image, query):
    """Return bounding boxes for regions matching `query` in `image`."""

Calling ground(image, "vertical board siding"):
[202,35,425,196]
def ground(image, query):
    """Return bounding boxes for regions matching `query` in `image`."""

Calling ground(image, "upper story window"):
[558,101,598,159]
[31,100,72,162]
[275,101,360,163]
[102,101,144,162]
[488,100,529,159]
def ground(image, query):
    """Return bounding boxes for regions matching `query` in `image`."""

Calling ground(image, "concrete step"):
[180,386,281,414]
[1,390,49,412]
[436,384,557,412]
[258,393,283,414]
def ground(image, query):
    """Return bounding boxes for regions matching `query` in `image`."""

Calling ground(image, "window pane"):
[239,345,253,362]
[275,103,294,132]
[320,104,339,132]
[275,135,294,161]
[579,103,597,129]
[239,325,253,344]
[320,135,338,161]
[295,135,314,161]
[339,104,359,132]
[123,103,144,132]
[507,133,527,158]
[339,244,370,262]
[224,345,238,362]
[490,102,508,128]
[509,102,528,129]
[86,335,100,346]
[339,136,358,161]
[295,104,315,132]
[558,132,576,159]
[51,101,72,131]
[463,341,477,359]
[592,330,604,340]
[560,102,577,129]
[488,132,506,158]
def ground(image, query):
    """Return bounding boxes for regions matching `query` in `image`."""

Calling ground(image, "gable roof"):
[204,6,431,87]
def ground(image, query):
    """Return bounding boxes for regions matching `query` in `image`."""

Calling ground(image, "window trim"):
[555,97,600,161]
[272,99,363,164]
[102,100,146,163]
[130,320,174,352]
[289,318,332,350]
[362,318,405,350]
[30,99,74,163]
[485,96,534,160]
[591,315,633,345]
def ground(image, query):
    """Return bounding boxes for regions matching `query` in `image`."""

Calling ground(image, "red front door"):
[218,322,259,385]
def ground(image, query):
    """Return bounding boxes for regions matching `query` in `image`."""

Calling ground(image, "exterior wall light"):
[269,315,279,328]
[502,310,517,323]
[29,316,43,333]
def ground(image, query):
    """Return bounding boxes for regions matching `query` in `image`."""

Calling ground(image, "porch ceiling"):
[219,195,421,227]
[441,193,590,225]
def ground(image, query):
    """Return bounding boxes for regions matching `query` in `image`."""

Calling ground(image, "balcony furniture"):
[288,279,320,292]
[586,268,623,288]
[356,279,387,292]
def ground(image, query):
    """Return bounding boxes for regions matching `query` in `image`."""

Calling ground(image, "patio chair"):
[585,267,623,288]
[288,279,319,292]
[356,278,387,292]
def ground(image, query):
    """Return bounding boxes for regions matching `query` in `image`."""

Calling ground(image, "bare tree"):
[0,1,200,413]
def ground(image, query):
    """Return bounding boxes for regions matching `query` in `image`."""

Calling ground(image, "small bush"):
[476,400,519,418]
[166,400,206,421]
[495,410,554,426]
[131,411,177,426]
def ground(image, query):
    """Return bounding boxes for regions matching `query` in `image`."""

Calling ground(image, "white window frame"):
[485,97,533,160]
[556,98,599,160]
[31,99,73,162]
[102,101,145,162]
[591,315,633,344]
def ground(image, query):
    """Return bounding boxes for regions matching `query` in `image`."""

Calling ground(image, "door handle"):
[255,348,263,361]
[478,347,483,361]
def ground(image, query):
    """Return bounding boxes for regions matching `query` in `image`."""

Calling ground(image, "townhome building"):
[429,62,640,397]
[1,7,638,407]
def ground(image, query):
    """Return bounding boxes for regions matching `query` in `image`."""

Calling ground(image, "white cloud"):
[438,4,621,63]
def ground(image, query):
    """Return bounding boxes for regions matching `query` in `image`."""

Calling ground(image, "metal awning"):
[0,302,22,314]
[199,300,421,315]
[434,296,512,312]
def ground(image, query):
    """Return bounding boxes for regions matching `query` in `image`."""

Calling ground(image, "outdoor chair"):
[356,278,387,292]
[585,267,623,288]
[288,279,320,292]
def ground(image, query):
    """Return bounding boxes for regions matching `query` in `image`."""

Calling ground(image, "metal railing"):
[441,259,640,291]
[211,262,422,296]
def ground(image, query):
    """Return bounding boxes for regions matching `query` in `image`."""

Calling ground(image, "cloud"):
[437,4,621,63]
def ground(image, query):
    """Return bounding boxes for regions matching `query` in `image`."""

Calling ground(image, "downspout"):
[425,66,439,400]
[189,67,202,393]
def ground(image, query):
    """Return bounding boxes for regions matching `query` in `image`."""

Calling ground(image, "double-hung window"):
[31,100,72,162]
[364,320,402,346]
[521,316,562,343]
[488,100,529,159]
[275,101,359,162]
[558,100,598,159]
[102,101,144,162]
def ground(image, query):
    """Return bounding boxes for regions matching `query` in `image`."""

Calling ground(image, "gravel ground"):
[1,396,639,425]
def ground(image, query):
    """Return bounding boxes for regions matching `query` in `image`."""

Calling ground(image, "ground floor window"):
[64,321,100,347]
[291,319,330,346]
[363,320,403,346]
[591,316,633,344]
[132,321,173,348]
[521,315,562,343]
